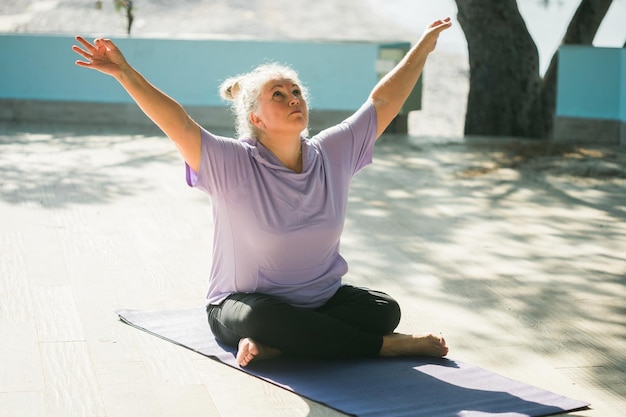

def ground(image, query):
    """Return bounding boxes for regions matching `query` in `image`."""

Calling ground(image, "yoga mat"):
[118,307,589,417]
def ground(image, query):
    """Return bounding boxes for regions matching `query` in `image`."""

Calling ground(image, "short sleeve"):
[312,101,378,175]
[185,128,252,197]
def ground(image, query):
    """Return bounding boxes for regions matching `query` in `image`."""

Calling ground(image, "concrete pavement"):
[1,120,625,416]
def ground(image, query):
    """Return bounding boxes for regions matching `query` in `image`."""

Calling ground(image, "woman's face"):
[252,78,308,137]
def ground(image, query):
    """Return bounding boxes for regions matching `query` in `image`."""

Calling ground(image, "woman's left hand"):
[418,17,453,54]
[369,17,452,138]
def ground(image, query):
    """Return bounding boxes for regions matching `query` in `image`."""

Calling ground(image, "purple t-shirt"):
[187,101,378,308]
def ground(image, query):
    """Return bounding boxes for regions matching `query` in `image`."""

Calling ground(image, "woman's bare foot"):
[236,337,282,367]
[380,333,449,358]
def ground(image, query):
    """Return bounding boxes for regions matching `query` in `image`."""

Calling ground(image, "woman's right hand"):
[72,36,129,77]
[71,35,202,171]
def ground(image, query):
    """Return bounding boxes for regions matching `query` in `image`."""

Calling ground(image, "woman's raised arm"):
[73,36,201,172]
[369,18,452,139]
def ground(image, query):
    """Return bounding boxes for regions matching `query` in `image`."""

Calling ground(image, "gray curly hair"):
[219,63,310,139]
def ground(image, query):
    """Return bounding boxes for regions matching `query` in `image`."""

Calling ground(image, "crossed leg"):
[207,286,448,367]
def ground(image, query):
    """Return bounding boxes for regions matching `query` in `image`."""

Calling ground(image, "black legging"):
[207,285,401,359]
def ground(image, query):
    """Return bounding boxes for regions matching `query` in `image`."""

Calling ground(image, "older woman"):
[73,17,452,367]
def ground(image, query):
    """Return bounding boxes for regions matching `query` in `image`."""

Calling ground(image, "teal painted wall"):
[622,47,626,122]
[556,46,625,122]
[0,34,398,111]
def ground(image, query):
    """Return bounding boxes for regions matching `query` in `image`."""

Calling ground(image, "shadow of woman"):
[246,355,588,416]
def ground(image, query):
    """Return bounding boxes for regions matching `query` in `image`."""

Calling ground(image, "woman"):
[73,17,452,367]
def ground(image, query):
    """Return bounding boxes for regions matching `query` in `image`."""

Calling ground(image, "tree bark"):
[125,1,134,35]
[455,0,613,139]
[455,0,542,138]
[539,0,613,138]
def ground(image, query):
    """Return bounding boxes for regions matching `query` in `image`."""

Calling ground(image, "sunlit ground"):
[1,122,624,416]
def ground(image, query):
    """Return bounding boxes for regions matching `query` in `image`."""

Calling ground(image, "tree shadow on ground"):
[345,134,626,408]
[0,122,180,208]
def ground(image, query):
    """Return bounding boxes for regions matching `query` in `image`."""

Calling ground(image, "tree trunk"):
[125,1,134,35]
[539,0,613,138]
[455,0,542,138]
[455,0,613,139]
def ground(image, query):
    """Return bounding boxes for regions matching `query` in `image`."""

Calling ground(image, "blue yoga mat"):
[117,307,589,417]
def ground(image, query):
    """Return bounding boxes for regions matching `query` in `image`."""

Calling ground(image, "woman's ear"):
[250,112,264,129]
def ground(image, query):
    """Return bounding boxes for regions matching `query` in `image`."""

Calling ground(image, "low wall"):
[0,34,420,133]
[554,46,625,145]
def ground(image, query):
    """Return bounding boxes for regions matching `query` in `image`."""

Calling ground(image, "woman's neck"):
[258,133,303,173]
